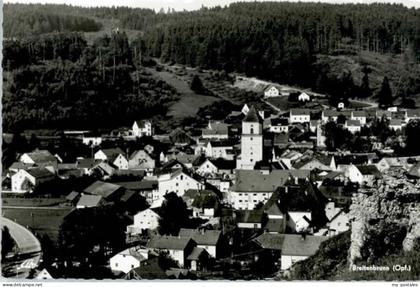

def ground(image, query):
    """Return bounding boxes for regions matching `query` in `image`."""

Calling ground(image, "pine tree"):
[378,76,393,108]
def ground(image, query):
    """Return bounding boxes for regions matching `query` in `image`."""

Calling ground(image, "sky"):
[3,0,420,10]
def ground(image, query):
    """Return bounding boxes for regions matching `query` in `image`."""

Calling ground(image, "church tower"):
[237,106,263,170]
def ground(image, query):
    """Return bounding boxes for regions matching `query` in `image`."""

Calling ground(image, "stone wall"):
[348,168,420,265]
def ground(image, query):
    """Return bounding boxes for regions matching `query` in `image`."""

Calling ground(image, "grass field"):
[147,68,220,120]
[2,207,73,243]
[2,197,67,207]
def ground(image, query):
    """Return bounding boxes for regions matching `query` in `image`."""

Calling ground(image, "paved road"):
[1,216,42,278]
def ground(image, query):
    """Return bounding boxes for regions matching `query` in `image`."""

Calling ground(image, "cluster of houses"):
[5,100,420,279]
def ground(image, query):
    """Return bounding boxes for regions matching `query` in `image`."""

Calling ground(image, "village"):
[2,82,420,280]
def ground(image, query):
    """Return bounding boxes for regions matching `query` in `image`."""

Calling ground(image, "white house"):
[110,247,149,274]
[298,92,310,102]
[127,208,161,235]
[389,119,405,131]
[94,148,128,170]
[156,170,205,201]
[351,111,367,125]
[281,234,328,270]
[205,141,235,160]
[269,118,289,133]
[264,86,280,98]
[338,164,363,184]
[287,212,312,233]
[289,109,310,123]
[11,168,55,193]
[82,135,102,147]
[325,202,350,236]
[344,120,361,133]
[128,150,155,170]
[337,102,345,109]
[132,120,153,137]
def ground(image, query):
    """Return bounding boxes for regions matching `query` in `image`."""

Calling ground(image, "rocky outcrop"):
[348,168,420,266]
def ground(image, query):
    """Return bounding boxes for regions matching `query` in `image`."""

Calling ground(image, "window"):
[131,264,134,268]
[239,200,242,202]
[250,137,253,141]
[176,183,179,187]
[180,175,184,180]
[115,263,118,267]
[250,128,254,134]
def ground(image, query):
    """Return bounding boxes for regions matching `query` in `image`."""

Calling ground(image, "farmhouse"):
[132,120,153,137]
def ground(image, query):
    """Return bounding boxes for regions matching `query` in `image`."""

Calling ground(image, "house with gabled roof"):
[145,236,196,267]
[236,209,266,229]
[132,120,153,137]
[128,150,156,171]
[229,169,310,210]
[196,158,236,177]
[19,150,58,166]
[293,154,336,171]
[264,85,280,98]
[110,247,150,274]
[289,109,310,124]
[127,207,161,235]
[123,256,167,280]
[156,169,205,201]
[325,201,350,236]
[351,110,367,125]
[94,148,128,170]
[179,228,222,258]
[205,140,235,160]
[280,234,328,270]
[11,167,55,193]
[344,119,362,133]
[202,121,229,140]
[83,180,124,202]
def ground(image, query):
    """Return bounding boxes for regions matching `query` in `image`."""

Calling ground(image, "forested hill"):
[134,2,420,87]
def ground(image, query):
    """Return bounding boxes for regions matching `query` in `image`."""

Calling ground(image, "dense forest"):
[3,2,420,131]
[4,4,103,38]
[2,31,177,132]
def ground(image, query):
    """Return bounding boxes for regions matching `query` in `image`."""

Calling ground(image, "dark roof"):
[270,118,289,126]
[77,158,97,169]
[125,257,166,280]
[134,120,151,129]
[281,234,328,256]
[254,233,285,250]
[208,158,236,170]
[84,181,122,199]
[243,106,263,123]
[114,180,157,191]
[233,170,310,193]
[169,128,194,145]
[179,228,221,246]
[26,168,54,179]
[356,165,381,177]
[209,140,235,147]
[290,109,310,116]
[120,190,138,202]
[187,247,207,261]
[236,210,264,224]
[146,236,193,250]
[263,193,284,216]
[264,218,285,234]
